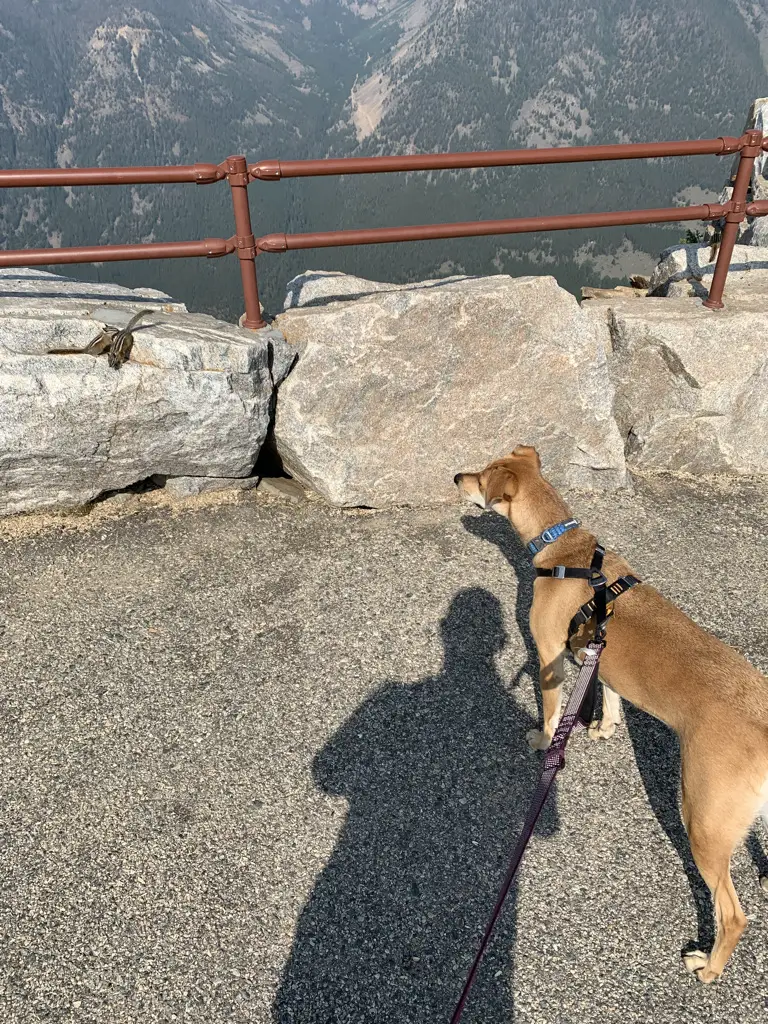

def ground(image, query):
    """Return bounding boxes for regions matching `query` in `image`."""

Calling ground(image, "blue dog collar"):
[527,518,580,556]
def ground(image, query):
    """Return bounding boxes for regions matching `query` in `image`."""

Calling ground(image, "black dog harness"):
[529,518,641,643]
[531,520,641,724]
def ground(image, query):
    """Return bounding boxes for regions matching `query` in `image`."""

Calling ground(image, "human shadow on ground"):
[461,511,720,954]
[273,587,560,1024]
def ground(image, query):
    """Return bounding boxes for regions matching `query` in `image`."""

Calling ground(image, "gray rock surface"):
[0,269,295,516]
[275,272,626,506]
[737,96,768,247]
[648,243,768,299]
[162,475,260,499]
[283,270,410,309]
[607,296,768,475]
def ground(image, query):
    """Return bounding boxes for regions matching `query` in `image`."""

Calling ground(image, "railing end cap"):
[250,160,282,182]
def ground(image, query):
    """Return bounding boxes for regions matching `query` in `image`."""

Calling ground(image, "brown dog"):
[455,445,768,983]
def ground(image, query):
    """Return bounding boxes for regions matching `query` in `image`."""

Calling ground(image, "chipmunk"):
[48,309,154,369]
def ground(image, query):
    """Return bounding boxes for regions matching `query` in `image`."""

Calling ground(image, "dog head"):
[454,445,542,517]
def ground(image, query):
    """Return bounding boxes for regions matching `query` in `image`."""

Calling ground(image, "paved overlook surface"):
[1,477,767,1024]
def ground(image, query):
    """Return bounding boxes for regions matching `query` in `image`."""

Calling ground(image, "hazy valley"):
[1,0,767,316]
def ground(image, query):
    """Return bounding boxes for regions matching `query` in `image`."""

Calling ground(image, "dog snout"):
[453,473,463,485]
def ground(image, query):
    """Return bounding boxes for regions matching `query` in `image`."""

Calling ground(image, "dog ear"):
[487,468,518,509]
[502,471,518,501]
[510,444,541,469]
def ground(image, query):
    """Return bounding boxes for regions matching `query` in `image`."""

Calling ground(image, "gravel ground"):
[0,476,767,1024]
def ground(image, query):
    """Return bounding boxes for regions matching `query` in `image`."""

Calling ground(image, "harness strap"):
[591,544,607,640]
[568,574,642,638]
[535,543,639,723]
[449,641,606,1024]
[535,544,641,645]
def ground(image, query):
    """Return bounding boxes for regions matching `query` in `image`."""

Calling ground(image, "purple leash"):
[449,639,606,1024]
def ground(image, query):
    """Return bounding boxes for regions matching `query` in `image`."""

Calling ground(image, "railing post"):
[225,155,266,329]
[703,130,763,310]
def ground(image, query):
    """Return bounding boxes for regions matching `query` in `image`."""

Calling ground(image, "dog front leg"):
[526,648,565,751]
[588,683,622,741]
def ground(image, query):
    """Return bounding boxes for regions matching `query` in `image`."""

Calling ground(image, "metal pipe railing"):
[256,203,728,254]
[702,130,763,308]
[0,238,235,267]
[0,163,227,187]
[2,131,767,325]
[225,155,263,329]
[248,135,751,180]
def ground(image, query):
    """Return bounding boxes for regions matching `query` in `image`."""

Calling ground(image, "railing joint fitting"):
[225,155,250,187]
[725,200,747,222]
[256,233,288,254]
[204,237,236,258]
[194,163,227,184]
[236,234,257,259]
[719,135,743,154]
[739,130,763,158]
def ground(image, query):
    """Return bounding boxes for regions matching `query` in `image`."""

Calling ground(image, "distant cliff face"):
[333,0,768,150]
[0,0,370,314]
[1,0,767,317]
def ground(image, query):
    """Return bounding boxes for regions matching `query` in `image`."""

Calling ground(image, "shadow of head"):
[461,510,530,573]
[458,512,539,690]
[439,586,508,673]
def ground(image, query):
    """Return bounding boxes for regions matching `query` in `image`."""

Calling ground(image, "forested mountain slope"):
[1,0,766,315]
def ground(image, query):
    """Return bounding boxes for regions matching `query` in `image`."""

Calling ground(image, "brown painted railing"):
[1,131,766,327]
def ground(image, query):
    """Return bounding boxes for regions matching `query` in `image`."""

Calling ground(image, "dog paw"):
[682,950,719,984]
[526,729,551,751]
[587,720,617,742]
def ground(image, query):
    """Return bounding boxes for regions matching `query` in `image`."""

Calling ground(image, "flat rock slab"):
[275,272,626,505]
[0,269,294,516]
[0,267,185,307]
[608,297,768,474]
[258,476,307,502]
[648,243,768,299]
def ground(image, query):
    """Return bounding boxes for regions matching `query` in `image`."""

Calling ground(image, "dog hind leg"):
[680,765,751,982]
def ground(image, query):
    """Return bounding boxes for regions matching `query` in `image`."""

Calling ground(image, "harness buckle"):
[552,565,567,579]
[589,569,607,588]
